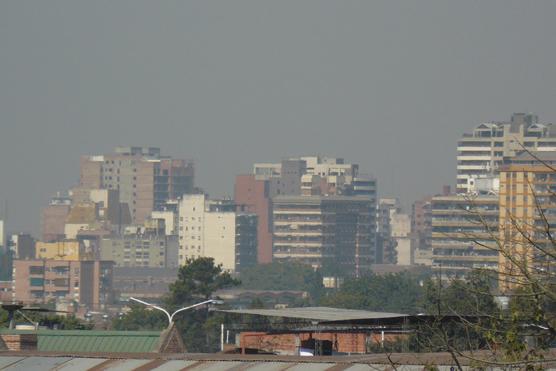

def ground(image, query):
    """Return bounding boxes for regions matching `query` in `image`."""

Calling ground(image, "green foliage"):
[420,271,498,316]
[38,315,93,330]
[320,272,424,313]
[411,272,500,353]
[0,308,8,327]
[167,257,240,308]
[239,261,324,303]
[112,305,167,331]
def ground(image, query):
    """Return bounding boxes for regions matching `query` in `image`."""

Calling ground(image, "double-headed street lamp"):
[129,297,222,327]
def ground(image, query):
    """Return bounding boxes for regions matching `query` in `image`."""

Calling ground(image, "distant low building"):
[100,234,179,268]
[112,267,178,301]
[12,259,114,311]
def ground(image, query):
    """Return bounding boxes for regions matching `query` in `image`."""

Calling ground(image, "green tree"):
[168,257,239,352]
[320,272,424,313]
[112,305,166,331]
[412,271,500,355]
[239,261,324,303]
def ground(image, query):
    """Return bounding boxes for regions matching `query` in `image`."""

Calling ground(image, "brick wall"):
[0,334,38,351]
[240,331,373,355]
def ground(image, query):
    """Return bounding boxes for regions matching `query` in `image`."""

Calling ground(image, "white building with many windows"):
[457,113,556,193]
[178,195,257,273]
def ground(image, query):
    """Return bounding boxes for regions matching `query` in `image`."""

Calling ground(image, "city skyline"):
[2,1,556,234]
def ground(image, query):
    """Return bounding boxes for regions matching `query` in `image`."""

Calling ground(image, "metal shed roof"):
[220,307,408,322]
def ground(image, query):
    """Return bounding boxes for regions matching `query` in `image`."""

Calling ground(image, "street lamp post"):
[128,297,221,327]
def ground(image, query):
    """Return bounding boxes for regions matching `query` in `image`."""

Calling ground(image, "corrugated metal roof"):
[2,352,556,371]
[53,357,107,370]
[38,330,161,353]
[221,307,408,322]
[0,330,161,353]
[2,356,72,371]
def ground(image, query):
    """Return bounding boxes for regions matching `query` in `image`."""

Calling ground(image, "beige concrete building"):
[178,194,257,272]
[253,156,360,196]
[80,146,194,225]
[457,113,556,193]
[391,213,413,266]
[272,195,375,277]
[100,234,179,268]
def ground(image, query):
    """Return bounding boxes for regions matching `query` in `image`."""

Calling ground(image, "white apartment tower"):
[178,195,257,272]
[457,113,556,193]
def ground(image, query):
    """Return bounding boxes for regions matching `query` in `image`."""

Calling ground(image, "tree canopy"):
[239,261,324,302]
[319,272,425,314]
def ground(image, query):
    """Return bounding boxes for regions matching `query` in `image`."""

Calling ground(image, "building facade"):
[100,235,179,268]
[431,194,499,280]
[457,113,556,193]
[178,195,257,272]
[41,195,72,242]
[12,259,113,311]
[272,195,375,277]
[234,175,273,264]
[7,234,36,260]
[498,151,556,292]
[80,146,194,224]
[35,240,93,261]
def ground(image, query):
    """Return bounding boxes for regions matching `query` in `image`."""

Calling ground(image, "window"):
[30,277,44,286]
[29,266,44,275]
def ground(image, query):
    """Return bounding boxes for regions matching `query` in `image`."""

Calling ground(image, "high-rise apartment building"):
[431,193,499,280]
[498,151,556,292]
[234,175,273,264]
[238,156,377,265]
[376,198,400,264]
[412,196,432,265]
[80,146,194,225]
[178,195,257,273]
[457,113,556,193]
[253,156,360,196]
[272,195,375,277]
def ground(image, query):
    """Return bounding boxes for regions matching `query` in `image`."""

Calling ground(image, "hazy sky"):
[1,1,556,235]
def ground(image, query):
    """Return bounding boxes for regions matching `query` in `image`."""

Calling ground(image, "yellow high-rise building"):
[499,151,556,292]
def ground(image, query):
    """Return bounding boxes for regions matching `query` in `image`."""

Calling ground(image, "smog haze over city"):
[1,1,556,233]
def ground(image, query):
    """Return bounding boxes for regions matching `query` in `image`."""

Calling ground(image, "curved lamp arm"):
[129,297,172,324]
[169,299,217,323]
[129,297,219,326]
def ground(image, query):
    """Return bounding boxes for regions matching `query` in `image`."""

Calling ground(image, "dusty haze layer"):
[1,1,556,234]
